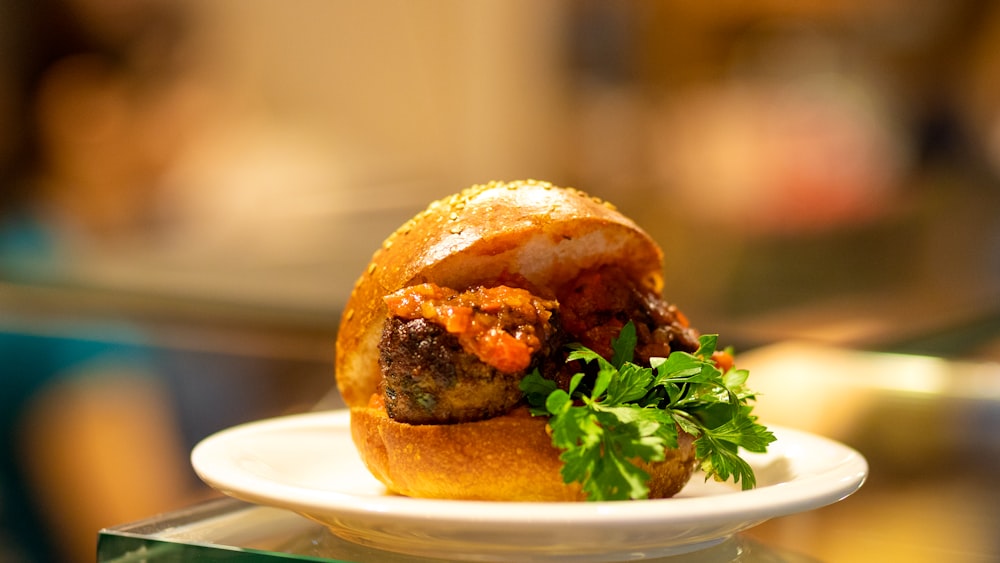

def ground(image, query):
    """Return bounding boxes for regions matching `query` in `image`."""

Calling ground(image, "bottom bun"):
[350,403,698,501]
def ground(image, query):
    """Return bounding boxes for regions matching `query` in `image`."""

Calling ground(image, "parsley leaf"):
[520,321,776,501]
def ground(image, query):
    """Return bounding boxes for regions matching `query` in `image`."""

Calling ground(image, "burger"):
[335,179,773,502]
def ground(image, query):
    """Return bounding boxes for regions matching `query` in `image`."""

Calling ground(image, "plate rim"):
[191,408,868,528]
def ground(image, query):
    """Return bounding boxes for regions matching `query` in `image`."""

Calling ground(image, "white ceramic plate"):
[192,410,867,562]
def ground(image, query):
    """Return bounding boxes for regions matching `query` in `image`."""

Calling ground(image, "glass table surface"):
[99,341,1000,562]
[98,496,823,563]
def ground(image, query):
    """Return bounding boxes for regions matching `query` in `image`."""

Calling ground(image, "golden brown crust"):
[351,404,697,501]
[335,179,664,409]
[334,180,686,501]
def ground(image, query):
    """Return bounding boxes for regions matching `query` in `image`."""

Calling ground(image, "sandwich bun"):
[351,402,697,501]
[335,179,697,500]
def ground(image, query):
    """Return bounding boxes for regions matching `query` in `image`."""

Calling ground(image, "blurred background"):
[2,0,1000,561]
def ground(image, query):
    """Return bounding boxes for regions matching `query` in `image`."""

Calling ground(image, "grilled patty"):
[377,266,699,425]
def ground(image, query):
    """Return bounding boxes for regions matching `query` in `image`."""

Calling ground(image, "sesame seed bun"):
[334,180,696,500]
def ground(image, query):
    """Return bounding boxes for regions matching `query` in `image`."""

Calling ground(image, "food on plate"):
[335,179,774,501]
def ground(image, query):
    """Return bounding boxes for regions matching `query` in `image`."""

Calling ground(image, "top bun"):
[335,179,664,409]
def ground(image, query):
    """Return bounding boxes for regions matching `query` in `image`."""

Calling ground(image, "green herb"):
[520,322,775,501]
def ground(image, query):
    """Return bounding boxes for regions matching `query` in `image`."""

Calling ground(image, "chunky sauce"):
[384,283,558,373]
[557,266,701,362]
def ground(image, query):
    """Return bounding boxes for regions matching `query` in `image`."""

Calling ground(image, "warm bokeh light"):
[2,1,999,561]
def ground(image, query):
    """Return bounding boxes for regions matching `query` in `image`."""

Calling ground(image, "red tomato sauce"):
[384,283,558,373]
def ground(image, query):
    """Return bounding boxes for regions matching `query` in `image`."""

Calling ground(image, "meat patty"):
[376,268,701,425]
[379,316,565,424]
[379,283,564,424]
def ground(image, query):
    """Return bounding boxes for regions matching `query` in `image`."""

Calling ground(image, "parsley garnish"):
[520,322,775,501]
